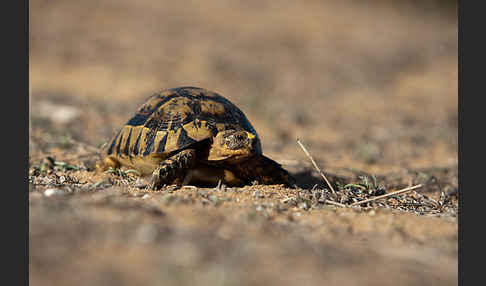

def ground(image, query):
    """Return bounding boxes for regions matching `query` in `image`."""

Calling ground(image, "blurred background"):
[29,0,458,285]
[30,0,457,174]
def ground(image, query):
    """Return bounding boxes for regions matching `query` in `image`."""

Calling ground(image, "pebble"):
[133,178,148,189]
[43,188,64,197]
[38,101,80,125]
[59,176,66,184]
[252,190,265,198]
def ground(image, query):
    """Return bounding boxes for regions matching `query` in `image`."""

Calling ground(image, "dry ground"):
[29,1,458,285]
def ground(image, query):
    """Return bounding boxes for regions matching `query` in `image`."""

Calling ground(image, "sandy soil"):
[29,1,458,285]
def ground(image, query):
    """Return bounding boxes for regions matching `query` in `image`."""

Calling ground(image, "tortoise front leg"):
[150,149,197,189]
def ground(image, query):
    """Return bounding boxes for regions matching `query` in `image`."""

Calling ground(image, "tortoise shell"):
[102,86,262,175]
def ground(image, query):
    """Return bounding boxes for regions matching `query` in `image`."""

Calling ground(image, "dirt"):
[29,1,458,285]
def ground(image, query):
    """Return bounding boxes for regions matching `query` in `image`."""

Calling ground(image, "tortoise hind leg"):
[150,149,196,189]
[257,155,294,186]
[232,155,294,187]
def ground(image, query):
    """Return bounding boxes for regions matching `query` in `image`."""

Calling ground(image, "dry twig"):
[296,139,336,194]
[324,199,347,208]
[349,184,423,207]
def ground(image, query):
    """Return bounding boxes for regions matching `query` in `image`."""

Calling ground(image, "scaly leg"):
[150,149,196,189]
[230,155,293,186]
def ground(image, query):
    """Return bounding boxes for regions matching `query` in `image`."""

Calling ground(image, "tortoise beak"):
[248,133,258,150]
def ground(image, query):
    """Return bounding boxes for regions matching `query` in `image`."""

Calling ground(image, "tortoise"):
[99,86,292,188]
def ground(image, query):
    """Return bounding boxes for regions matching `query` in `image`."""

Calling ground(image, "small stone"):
[133,178,148,189]
[252,190,265,198]
[38,101,81,125]
[298,201,309,210]
[43,188,64,197]
[59,176,66,184]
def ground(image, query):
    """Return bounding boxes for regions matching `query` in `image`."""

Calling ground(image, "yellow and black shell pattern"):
[103,86,262,173]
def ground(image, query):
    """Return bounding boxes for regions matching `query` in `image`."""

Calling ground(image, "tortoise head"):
[207,130,259,162]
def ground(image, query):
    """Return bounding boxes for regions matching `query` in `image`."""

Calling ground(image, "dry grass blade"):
[349,184,424,207]
[325,199,347,208]
[296,139,336,194]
